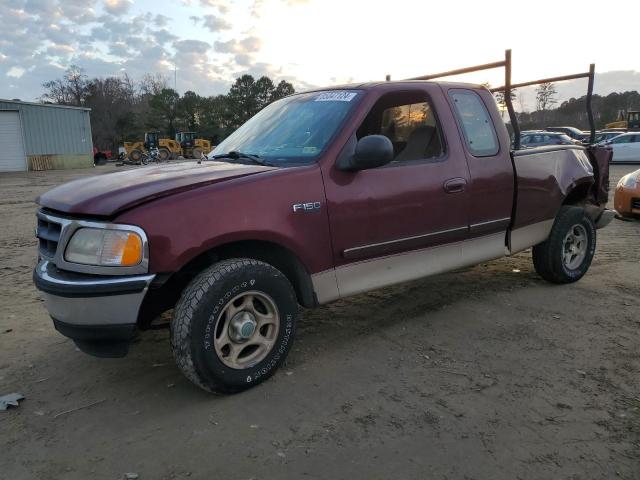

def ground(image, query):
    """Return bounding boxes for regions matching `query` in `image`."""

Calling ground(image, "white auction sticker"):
[315,91,358,102]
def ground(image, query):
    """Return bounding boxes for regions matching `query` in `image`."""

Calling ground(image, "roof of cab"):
[300,80,488,94]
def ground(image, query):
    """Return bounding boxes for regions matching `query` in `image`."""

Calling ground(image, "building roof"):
[0,98,91,111]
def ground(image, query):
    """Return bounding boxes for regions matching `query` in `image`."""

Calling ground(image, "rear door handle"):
[443,178,467,193]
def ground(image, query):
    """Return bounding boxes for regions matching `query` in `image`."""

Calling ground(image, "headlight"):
[65,228,143,266]
[618,174,638,189]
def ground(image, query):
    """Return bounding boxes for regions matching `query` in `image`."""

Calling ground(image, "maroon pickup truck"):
[33,56,613,393]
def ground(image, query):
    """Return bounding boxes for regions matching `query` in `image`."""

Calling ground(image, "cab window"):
[357,91,445,163]
[449,89,499,156]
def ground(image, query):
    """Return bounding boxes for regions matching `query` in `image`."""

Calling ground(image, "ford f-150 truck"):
[33,53,613,393]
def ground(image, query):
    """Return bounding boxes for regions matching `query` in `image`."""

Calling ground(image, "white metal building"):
[0,100,93,172]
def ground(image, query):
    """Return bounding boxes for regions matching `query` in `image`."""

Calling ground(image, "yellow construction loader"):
[605,111,640,130]
[124,132,181,162]
[175,132,212,158]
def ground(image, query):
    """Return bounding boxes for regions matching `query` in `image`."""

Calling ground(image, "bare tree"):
[517,91,527,113]
[41,65,88,106]
[536,82,558,112]
[65,65,88,106]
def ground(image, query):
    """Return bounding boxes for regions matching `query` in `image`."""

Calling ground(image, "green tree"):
[178,90,202,131]
[271,80,295,102]
[225,75,296,130]
[148,88,180,136]
[199,95,229,145]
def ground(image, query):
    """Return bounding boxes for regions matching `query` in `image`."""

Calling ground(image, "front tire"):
[158,148,171,161]
[171,259,298,394]
[532,206,596,284]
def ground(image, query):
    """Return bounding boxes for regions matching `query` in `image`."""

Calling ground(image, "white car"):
[605,132,640,163]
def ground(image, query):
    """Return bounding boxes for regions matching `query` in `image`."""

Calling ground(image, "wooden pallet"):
[29,155,54,171]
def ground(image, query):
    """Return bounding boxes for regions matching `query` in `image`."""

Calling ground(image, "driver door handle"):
[443,178,467,194]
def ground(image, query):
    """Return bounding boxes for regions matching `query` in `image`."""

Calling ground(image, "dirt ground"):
[0,163,638,480]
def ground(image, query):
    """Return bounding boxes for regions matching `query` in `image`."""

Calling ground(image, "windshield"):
[209,90,362,165]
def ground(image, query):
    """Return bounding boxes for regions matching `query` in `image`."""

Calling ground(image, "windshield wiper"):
[209,151,270,166]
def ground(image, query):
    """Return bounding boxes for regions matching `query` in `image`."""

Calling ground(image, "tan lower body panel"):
[509,219,554,254]
[312,219,558,304]
[311,232,507,304]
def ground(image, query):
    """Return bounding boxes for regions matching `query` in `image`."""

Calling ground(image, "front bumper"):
[33,260,155,357]
[614,184,640,217]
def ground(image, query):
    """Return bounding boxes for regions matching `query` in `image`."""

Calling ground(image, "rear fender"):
[512,146,595,230]
[509,146,596,253]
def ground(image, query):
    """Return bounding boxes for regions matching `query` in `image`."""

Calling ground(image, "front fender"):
[115,165,334,276]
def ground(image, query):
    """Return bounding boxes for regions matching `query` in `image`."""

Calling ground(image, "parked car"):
[602,132,640,163]
[545,126,588,141]
[521,132,576,147]
[33,77,613,393]
[614,168,640,218]
[594,131,623,144]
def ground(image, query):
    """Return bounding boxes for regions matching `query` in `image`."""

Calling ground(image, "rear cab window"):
[449,89,499,156]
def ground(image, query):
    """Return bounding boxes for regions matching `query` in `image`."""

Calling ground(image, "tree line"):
[41,67,640,152]
[41,66,295,152]
[494,82,640,131]
[519,88,640,131]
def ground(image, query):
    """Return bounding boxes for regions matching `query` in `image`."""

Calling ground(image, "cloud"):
[234,54,251,67]
[7,66,26,78]
[202,14,231,32]
[0,0,299,100]
[103,0,132,15]
[214,36,262,54]
[199,0,229,13]
[154,14,170,27]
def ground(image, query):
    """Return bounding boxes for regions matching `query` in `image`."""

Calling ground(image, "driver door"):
[321,85,471,297]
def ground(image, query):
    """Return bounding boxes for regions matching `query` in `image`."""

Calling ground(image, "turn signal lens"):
[101,231,143,266]
[65,228,143,266]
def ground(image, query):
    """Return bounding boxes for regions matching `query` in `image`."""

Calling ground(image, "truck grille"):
[36,214,63,258]
[632,198,640,210]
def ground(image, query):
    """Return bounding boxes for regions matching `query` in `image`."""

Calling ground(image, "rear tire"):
[171,259,298,394]
[532,206,596,284]
[129,149,143,162]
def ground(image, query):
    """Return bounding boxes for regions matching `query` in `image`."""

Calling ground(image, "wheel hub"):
[562,224,588,270]
[228,311,257,343]
[214,291,280,370]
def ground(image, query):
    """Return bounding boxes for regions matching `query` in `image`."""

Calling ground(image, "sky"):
[1,0,639,107]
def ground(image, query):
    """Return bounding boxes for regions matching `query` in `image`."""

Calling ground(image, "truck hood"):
[37,161,276,217]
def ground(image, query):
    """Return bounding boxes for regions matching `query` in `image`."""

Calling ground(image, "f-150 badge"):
[292,202,321,213]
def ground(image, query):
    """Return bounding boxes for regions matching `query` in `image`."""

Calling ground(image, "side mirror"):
[338,135,394,171]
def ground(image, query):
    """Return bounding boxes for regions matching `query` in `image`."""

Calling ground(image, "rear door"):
[445,88,514,237]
